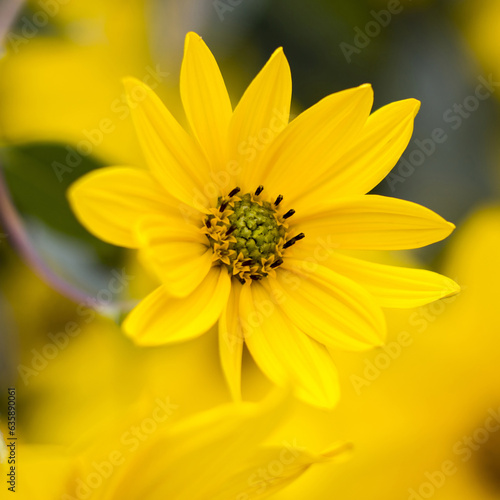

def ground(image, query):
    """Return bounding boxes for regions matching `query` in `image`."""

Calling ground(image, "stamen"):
[283,232,305,249]
[205,192,295,283]
[270,258,283,268]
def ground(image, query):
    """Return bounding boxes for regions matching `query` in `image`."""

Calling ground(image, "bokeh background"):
[1,0,500,498]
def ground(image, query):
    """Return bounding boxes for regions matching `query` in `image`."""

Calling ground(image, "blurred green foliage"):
[1,144,121,266]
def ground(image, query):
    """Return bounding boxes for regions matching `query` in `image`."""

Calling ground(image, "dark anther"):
[238,277,246,284]
[205,218,211,228]
[226,225,237,236]
[219,201,229,212]
[270,258,283,268]
[283,232,305,249]
[242,260,253,266]
[255,185,264,196]
[228,187,240,197]
[274,194,283,206]
[250,274,263,280]
[283,209,295,219]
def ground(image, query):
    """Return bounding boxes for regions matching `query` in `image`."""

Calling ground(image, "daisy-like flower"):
[69,32,459,408]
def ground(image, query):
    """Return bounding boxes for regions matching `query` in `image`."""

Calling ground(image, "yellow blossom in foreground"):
[13,392,348,500]
[69,31,459,408]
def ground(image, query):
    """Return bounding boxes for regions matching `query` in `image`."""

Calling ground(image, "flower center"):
[202,186,304,283]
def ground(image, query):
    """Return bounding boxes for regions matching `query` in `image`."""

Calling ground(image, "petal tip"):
[320,442,354,462]
[358,83,373,94]
[409,98,421,116]
[443,220,456,238]
[269,46,287,63]
[185,31,201,41]
[267,46,290,73]
[122,76,145,93]
[122,76,151,103]
[358,83,374,101]
[184,31,203,53]
[442,278,461,298]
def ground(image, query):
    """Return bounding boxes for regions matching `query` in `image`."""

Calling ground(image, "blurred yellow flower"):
[68,31,459,409]
[0,0,157,166]
[14,392,348,500]
[462,0,500,82]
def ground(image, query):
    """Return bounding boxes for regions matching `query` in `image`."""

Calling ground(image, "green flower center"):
[203,186,304,284]
[228,194,285,260]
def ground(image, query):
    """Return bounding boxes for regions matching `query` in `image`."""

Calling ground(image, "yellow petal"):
[293,98,420,213]
[136,213,212,297]
[322,252,461,308]
[123,77,212,210]
[229,47,292,191]
[68,166,176,248]
[270,260,386,351]
[180,32,232,169]
[240,282,340,408]
[258,84,373,203]
[219,284,244,401]
[295,194,455,250]
[123,267,231,345]
[102,389,292,499]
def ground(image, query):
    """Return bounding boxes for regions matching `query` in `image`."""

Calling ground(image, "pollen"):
[202,188,303,283]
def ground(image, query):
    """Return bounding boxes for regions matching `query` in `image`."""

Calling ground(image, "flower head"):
[69,32,459,408]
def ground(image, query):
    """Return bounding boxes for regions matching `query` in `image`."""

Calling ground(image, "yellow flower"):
[69,32,459,409]
[13,393,348,500]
